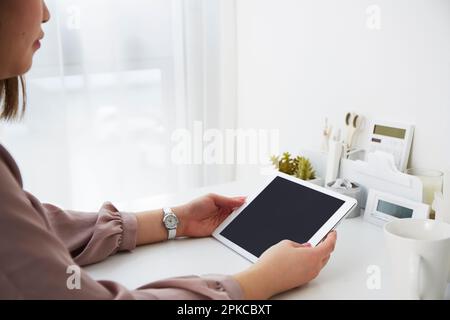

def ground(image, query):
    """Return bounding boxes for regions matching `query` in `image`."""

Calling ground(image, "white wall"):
[236,0,450,184]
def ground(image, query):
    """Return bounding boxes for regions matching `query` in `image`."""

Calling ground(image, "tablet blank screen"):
[220,176,345,258]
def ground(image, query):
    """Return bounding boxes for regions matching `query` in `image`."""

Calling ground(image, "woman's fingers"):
[283,240,311,248]
[209,193,246,208]
[314,231,337,257]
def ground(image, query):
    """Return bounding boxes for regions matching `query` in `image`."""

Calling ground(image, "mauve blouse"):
[0,143,243,300]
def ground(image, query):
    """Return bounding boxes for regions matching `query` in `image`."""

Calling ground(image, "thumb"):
[314,231,337,256]
[210,194,247,208]
[232,196,247,204]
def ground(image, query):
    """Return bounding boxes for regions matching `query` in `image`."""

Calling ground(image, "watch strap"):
[167,228,176,240]
[163,207,178,240]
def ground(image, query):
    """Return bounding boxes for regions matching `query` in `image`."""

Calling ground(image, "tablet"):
[213,173,357,263]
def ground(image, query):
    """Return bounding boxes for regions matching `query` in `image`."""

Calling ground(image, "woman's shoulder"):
[0,143,54,236]
[0,144,23,188]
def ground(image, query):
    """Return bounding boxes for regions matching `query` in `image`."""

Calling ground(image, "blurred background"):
[0,0,449,211]
[0,0,238,210]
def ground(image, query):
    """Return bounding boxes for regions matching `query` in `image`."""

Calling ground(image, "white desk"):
[85,180,450,300]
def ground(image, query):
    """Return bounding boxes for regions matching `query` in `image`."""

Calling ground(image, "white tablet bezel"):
[213,172,357,263]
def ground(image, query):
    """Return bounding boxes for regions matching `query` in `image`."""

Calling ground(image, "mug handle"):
[410,254,424,300]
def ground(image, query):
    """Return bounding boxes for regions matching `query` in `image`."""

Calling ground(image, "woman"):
[0,0,336,300]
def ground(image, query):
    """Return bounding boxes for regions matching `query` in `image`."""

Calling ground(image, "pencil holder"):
[326,179,362,219]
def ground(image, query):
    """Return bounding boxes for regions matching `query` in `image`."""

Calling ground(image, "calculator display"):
[373,125,406,139]
[376,200,414,219]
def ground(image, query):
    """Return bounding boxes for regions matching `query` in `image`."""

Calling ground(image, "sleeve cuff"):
[203,275,245,300]
[118,212,138,252]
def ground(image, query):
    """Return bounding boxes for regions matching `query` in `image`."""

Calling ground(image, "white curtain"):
[0,0,237,210]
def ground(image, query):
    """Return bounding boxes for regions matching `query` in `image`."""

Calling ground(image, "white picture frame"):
[213,172,357,263]
[364,189,430,227]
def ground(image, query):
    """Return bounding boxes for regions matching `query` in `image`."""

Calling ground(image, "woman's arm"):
[135,194,246,245]
[134,207,178,245]
[39,194,245,266]
[1,200,243,300]
[0,158,243,300]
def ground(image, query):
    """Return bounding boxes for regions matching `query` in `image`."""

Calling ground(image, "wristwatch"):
[162,207,179,240]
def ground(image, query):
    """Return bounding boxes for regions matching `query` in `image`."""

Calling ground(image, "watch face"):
[164,214,178,229]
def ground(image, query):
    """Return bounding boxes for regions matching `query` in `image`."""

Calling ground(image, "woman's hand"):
[233,231,337,300]
[135,194,245,246]
[176,194,246,238]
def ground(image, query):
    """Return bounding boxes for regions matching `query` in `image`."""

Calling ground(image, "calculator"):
[367,120,414,172]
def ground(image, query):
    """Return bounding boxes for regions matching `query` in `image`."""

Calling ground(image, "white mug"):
[384,219,450,300]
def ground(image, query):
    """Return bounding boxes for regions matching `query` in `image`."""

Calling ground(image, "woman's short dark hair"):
[0,76,26,121]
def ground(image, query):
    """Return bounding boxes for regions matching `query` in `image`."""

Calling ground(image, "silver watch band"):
[167,228,177,240]
[163,207,178,240]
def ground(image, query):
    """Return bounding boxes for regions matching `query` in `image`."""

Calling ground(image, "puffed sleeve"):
[35,200,138,266]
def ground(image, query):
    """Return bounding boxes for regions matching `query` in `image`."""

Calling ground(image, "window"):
[0,0,238,210]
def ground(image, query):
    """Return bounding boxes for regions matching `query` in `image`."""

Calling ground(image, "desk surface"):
[85,180,450,300]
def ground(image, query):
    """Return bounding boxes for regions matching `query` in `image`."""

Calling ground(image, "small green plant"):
[294,156,316,181]
[271,152,296,175]
[271,153,316,181]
